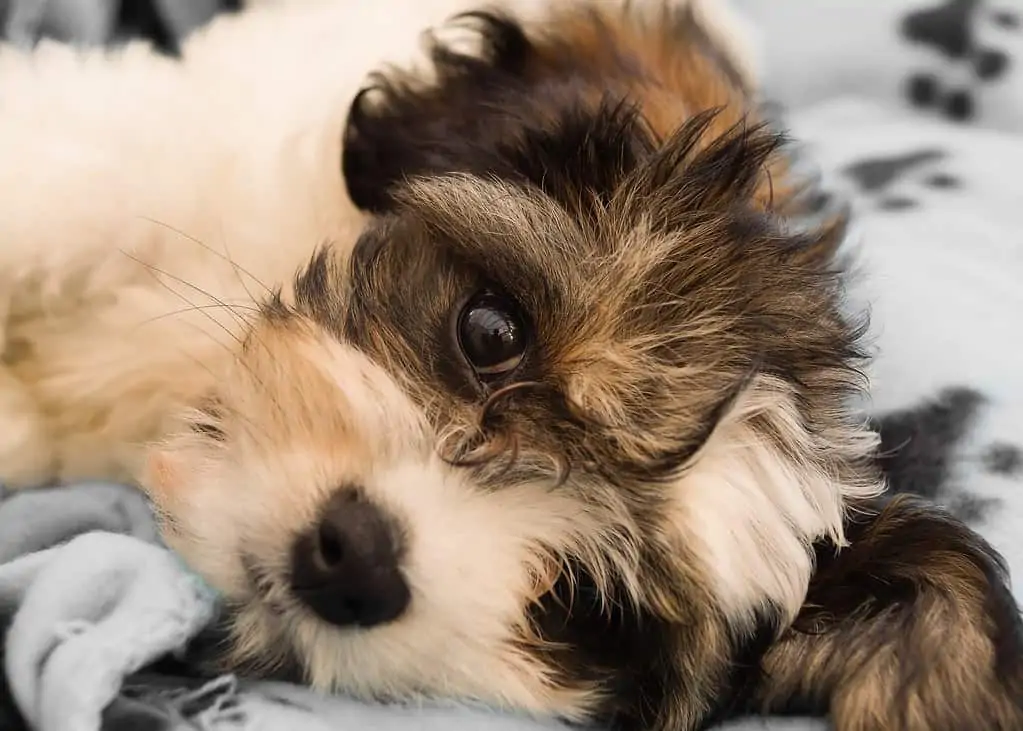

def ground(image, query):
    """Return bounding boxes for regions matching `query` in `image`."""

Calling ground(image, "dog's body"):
[0,0,567,485]
[1,1,1021,730]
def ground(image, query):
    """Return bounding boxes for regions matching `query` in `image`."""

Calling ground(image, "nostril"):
[316,520,345,569]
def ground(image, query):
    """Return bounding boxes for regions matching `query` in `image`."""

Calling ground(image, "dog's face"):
[142,5,890,729]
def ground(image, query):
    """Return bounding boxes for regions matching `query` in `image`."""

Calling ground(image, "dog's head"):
[141,4,885,728]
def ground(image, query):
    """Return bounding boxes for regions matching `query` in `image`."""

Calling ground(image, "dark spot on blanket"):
[944,88,975,120]
[843,150,964,211]
[993,9,1020,30]
[878,196,919,211]
[982,443,1023,478]
[900,0,1016,122]
[843,149,946,193]
[908,73,942,107]
[946,493,1000,523]
[873,386,984,500]
[975,48,1010,80]
[902,0,980,60]
[116,0,180,56]
[873,386,996,522]
[924,171,961,188]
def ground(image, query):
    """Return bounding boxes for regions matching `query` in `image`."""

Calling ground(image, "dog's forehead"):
[388,136,769,325]
[336,108,801,376]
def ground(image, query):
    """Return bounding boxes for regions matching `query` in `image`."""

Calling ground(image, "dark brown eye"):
[457,290,528,381]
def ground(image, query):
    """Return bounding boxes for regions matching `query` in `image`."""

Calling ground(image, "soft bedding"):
[1,1,1022,730]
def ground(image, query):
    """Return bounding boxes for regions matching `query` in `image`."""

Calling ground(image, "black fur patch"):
[343,12,532,212]
[343,15,657,216]
[527,567,677,729]
[342,8,759,220]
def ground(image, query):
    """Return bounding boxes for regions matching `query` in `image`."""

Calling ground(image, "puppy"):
[0,2,1019,731]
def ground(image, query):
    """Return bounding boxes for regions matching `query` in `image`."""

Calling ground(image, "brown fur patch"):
[755,495,1023,730]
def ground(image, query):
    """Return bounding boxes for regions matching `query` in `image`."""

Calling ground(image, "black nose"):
[290,489,410,628]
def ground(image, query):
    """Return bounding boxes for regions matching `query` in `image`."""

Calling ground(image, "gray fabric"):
[0,485,577,731]
[0,483,158,562]
[3,537,215,731]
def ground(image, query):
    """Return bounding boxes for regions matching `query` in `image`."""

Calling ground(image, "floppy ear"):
[341,5,759,214]
[753,494,1023,729]
[341,11,546,213]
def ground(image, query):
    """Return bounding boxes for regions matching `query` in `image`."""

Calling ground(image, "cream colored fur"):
[0,0,494,484]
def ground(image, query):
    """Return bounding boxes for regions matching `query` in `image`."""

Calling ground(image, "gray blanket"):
[0,484,576,731]
[1,1,1022,730]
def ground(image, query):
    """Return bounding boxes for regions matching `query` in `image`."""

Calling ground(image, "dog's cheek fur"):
[507,390,884,730]
[140,311,626,720]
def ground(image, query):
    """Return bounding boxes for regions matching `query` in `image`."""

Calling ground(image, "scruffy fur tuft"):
[0,1,1020,730]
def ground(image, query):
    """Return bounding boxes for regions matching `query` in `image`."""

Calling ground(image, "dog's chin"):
[223,592,579,718]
